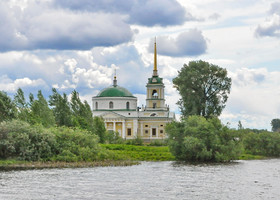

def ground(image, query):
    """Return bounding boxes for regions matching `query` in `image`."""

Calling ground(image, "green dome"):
[96,85,136,98]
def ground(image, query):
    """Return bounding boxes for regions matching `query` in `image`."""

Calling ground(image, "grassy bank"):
[0,159,139,170]
[101,144,175,161]
[0,144,174,170]
[238,153,266,160]
[0,147,268,170]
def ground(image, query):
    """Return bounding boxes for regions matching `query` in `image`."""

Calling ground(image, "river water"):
[0,159,279,200]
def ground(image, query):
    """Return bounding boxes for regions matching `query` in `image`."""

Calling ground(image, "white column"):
[122,121,125,139]
[133,119,138,137]
[113,121,116,132]
[140,122,143,137]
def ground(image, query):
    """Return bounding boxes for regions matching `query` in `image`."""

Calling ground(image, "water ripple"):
[0,159,279,200]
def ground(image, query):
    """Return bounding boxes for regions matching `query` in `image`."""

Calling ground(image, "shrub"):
[0,120,58,161]
[50,126,100,161]
[125,136,143,146]
[242,130,280,157]
[106,131,125,144]
[166,116,242,162]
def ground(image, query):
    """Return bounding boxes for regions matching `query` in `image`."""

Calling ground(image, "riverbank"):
[0,145,267,170]
[0,159,139,170]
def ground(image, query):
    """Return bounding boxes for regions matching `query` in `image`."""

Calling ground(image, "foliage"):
[106,130,125,144]
[101,144,175,161]
[173,60,231,118]
[271,118,280,132]
[29,90,55,127]
[49,88,73,127]
[242,130,280,157]
[13,88,29,122]
[166,116,242,162]
[50,126,100,162]
[125,135,144,146]
[0,91,16,122]
[70,90,94,132]
[0,120,58,161]
[92,116,107,143]
[147,139,168,146]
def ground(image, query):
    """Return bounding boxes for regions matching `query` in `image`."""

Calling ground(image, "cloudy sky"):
[1,0,280,130]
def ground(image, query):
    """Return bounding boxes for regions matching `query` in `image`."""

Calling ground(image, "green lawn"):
[101,144,175,161]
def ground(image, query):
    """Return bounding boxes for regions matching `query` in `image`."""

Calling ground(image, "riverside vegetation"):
[1,60,280,168]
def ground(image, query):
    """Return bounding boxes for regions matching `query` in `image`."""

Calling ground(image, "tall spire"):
[113,69,117,87]
[153,37,158,76]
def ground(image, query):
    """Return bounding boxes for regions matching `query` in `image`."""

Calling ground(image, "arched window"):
[152,90,158,98]
[126,102,130,110]
[153,103,156,108]
[95,102,98,110]
[109,101,113,109]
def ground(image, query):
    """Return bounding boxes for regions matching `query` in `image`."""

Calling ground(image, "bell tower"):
[146,39,167,111]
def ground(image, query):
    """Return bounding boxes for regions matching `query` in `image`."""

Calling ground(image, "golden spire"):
[153,37,158,76]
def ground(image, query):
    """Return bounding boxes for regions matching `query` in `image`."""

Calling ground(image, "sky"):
[0,0,280,130]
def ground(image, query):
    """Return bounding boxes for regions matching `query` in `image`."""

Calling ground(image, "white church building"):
[92,41,175,140]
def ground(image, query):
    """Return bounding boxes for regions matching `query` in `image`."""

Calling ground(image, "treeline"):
[0,88,124,162]
[166,116,280,162]
[0,88,109,141]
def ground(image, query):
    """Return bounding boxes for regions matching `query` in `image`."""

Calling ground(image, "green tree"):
[238,120,243,130]
[70,90,94,131]
[13,88,29,121]
[271,119,280,132]
[173,60,232,118]
[49,88,73,127]
[92,116,107,143]
[0,91,16,122]
[30,90,55,127]
[166,116,241,162]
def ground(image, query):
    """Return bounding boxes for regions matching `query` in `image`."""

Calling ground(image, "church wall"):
[92,97,137,110]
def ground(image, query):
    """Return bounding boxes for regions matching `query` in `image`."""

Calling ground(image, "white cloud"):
[222,68,280,129]
[148,30,208,57]
[255,14,280,37]
[0,76,47,92]
[0,1,133,51]
[64,58,77,73]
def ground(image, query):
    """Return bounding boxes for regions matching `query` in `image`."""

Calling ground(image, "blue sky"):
[1,0,280,130]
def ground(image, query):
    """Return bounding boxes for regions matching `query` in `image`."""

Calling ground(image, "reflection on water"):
[0,159,279,200]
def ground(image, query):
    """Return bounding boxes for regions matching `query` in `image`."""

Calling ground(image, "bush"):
[125,136,143,146]
[148,139,168,146]
[0,120,58,161]
[50,126,100,161]
[166,116,242,162]
[242,130,280,157]
[106,131,125,144]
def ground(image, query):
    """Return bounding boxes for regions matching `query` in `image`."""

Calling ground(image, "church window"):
[153,103,156,108]
[152,90,158,98]
[109,101,113,109]
[160,130,164,134]
[145,125,148,127]
[152,128,156,136]
[150,113,156,116]
[127,128,131,136]
[95,102,98,110]
[145,130,149,134]
[126,102,130,110]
